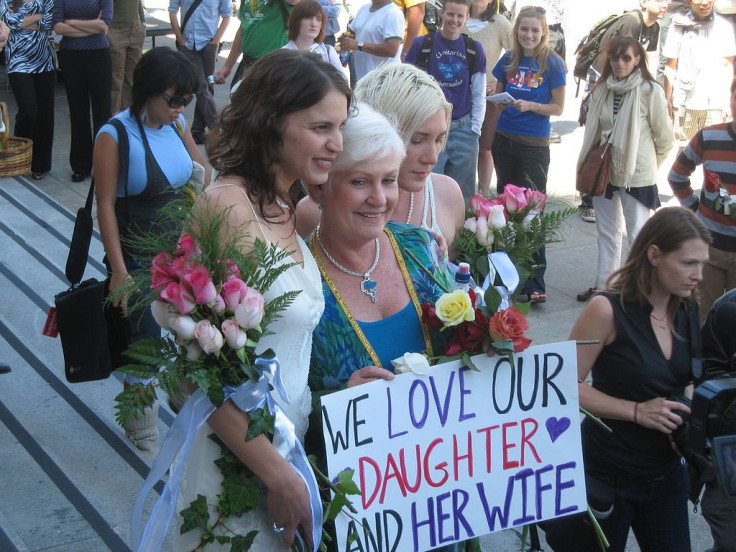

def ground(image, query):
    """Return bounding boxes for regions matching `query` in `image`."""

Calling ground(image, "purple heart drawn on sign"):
[545,417,571,443]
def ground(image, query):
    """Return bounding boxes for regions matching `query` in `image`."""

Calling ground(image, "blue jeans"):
[435,113,479,203]
[597,461,691,552]
[491,133,550,294]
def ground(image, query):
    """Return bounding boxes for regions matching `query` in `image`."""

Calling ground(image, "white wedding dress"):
[175,234,324,551]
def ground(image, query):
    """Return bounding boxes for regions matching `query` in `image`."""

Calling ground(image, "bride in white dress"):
[174,49,351,551]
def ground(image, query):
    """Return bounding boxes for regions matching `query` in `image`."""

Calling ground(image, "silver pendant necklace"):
[316,224,380,302]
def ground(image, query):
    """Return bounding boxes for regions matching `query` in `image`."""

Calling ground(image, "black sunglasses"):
[610,54,634,63]
[161,92,195,108]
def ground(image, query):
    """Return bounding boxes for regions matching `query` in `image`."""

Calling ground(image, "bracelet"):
[633,402,639,424]
[536,102,541,114]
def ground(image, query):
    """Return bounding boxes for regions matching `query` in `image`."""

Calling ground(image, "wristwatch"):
[358,41,364,51]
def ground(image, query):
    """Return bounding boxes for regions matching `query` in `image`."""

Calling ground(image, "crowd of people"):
[2,0,736,551]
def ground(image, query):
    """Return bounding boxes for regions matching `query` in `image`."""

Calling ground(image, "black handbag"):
[55,179,130,383]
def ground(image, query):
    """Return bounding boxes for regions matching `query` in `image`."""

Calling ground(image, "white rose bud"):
[194,320,224,354]
[221,319,247,349]
[475,216,493,247]
[185,340,203,361]
[463,217,478,233]
[151,300,173,330]
[487,205,507,230]
[169,315,197,340]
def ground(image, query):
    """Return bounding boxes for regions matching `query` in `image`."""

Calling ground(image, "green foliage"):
[244,407,275,441]
[231,532,258,552]
[114,382,157,426]
[220,474,260,517]
[179,494,209,534]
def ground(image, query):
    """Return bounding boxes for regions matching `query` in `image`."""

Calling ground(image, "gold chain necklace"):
[309,228,434,368]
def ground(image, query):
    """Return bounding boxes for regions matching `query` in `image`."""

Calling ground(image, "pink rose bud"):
[212,294,226,313]
[469,194,492,218]
[194,320,224,354]
[170,255,194,279]
[160,282,196,314]
[501,184,528,212]
[170,315,197,340]
[177,234,201,258]
[150,252,176,291]
[221,319,247,349]
[524,189,547,210]
[221,276,249,310]
[234,289,265,330]
[182,264,218,304]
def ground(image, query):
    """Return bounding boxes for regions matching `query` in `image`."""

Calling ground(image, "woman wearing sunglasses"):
[576,36,674,305]
[93,47,209,452]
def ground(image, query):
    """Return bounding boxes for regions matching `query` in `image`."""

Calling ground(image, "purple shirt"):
[53,0,113,50]
[406,31,486,120]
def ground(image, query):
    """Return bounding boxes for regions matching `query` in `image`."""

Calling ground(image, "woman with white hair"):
[297,63,466,259]
[303,102,473,552]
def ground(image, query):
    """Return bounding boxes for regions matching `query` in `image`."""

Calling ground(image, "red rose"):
[443,309,489,355]
[704,171,722,194]
[421,303,443,331]
[489,307,532,353]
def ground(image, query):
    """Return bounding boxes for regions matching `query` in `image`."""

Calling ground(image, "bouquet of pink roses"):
[457,185,577,293]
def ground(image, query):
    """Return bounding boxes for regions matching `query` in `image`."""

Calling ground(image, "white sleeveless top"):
[420,175,443,238]
[176,184,324,551]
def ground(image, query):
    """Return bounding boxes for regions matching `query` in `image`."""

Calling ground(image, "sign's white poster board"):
[320,341,586,552]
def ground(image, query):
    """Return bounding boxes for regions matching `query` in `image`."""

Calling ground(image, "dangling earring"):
[318,198,323,211]
[141,104,149,124]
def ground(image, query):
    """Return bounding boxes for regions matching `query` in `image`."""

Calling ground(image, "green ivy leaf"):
[484,286,503,314]
[335,470,360,495]
[245,407,275,441]
[324,492,351,522]
[221,475,259,516]
[230,531,258,552]
[179,494,209,534]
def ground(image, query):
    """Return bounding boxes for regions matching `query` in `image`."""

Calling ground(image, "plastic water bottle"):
[453,262,472,293]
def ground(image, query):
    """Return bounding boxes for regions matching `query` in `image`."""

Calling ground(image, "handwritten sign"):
[320,341,586,552]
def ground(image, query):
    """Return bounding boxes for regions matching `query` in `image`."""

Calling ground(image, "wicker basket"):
[0,102,33,177]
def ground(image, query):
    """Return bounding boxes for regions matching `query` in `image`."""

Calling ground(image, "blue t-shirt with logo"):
[492,52,566,138]
[406,31,486,120]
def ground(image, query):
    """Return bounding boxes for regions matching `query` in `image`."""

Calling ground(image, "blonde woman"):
[296,63,465,258]
[489,4,566,304]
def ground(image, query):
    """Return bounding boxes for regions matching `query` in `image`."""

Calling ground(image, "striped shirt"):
[52,0,112,50]
[0,0,56,73]
[668,122,736,252]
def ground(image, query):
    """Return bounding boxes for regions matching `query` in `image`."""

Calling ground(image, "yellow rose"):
[435,290,475,327]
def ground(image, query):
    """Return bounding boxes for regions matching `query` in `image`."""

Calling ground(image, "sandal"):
[576,287,598,302]
[519,292,547,304]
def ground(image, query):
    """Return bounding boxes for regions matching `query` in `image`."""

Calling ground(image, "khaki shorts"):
[674,108,725,142]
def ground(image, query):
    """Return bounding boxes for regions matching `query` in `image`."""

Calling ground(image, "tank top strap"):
[421,175,441,236]
[207,183,269,242]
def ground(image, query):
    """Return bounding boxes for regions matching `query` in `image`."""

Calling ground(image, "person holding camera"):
[699,289,736,552]
[566,207,710,552]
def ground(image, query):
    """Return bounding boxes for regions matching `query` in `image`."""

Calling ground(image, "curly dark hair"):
[130,47,199,122]
[207,49,352,220]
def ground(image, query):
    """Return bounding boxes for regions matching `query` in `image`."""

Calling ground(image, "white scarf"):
[578,69,644,188]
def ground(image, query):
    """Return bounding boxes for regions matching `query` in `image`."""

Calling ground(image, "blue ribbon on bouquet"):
[130,356,323,552]
[481,251,520,310]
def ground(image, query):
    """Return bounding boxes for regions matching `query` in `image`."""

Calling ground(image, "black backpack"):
[415,32,478,75]
[573,12,626,81]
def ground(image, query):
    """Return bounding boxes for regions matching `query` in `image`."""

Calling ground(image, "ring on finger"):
[273,522,286,534]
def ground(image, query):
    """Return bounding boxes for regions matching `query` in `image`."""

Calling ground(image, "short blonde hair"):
[331,102,405,175]
[354,64,452,148]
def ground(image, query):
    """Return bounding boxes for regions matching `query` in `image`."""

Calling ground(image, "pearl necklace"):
[405,192,414,224]
[650,312,671,333]
[315,224,380,302]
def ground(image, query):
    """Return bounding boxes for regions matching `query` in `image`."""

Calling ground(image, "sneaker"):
[581,208,596,223]
[577,287,598,302]
[550,131,562,144]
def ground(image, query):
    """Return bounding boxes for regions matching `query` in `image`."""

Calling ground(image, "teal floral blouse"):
[308,222,451,395]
